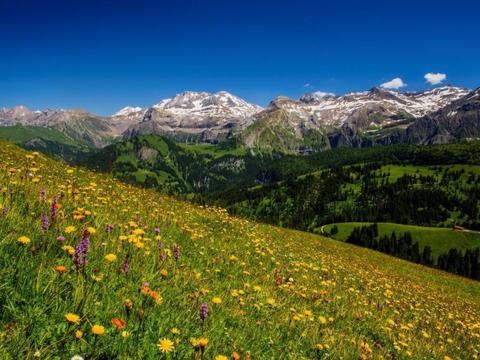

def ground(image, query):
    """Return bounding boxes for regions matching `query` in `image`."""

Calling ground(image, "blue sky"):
[1,0,479,115]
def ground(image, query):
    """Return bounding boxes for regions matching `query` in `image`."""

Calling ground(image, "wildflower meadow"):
[0,140,479,359]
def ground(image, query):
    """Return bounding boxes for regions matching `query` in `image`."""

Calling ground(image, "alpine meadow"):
[1,142,479,359]
[2,0,480,359]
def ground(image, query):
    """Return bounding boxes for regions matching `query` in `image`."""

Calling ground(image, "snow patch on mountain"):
[294,86,471,127]
[153,91,262,120]
[113,106,144,117]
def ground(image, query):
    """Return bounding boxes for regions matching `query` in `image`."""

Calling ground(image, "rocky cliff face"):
[241,96,331,154]
[378,88,480,145]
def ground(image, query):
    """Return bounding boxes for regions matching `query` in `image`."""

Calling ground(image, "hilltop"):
[0,140,479,358]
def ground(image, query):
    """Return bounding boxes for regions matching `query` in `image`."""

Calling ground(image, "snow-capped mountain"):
[113,106,144,117]
[111,107,146,134]
[154,91,262,118]
[123,91,263,142]
[299,91,336,104]
[295,85,470,128]
[240,86,471,153]
[0,86,477,153]
[380,87,480,146]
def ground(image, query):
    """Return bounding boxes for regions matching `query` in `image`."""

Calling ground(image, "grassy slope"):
[324,222,480,259]
[0,140,479,359]
[178,142,247,158]
[376,164,480,182]
[0,125,80,146]
[299,164,480,184]
[0,126,92,163]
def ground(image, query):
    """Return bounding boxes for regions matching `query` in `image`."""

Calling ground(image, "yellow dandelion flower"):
[198,337,209,348]
[105,253,117,262]
[91,274,104,282]
[75,330,83,339]
[157,338,175,353]
[65,313,80,324]
[212,297,222,304]
[18,236,31,245]
[62,245,75,255]
[91,325,105,335]
[86,227,96,234]
[170,327,181,335]
[215,356,228,360]
[64,226,76,234]
[190,337,199,347]
[266,298,276,305]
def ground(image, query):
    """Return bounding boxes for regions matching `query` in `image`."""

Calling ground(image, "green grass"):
[375,164,480,183]
[324,222,480,259]
[375,164,435,182]
[298,164,480,184]
[0,125,84,147]
[178,142,247,158]
[140,135,170,156]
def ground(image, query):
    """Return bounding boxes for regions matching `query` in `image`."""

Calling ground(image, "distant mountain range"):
[1,85,479,154]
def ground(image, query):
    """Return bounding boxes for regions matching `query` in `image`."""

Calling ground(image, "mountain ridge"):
[1,86,478,153]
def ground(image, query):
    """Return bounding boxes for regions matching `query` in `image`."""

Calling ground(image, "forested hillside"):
[199,162,480,231]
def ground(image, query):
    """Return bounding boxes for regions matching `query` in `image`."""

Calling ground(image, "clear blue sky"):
[1,0,479,115]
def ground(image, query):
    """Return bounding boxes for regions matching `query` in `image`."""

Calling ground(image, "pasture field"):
[324,222,480,259]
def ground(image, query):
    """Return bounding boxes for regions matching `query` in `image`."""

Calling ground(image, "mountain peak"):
[7,105,33,118]
[153,90,262,116]
[300,91,336,104]
[368,86,397,95]
[113,106,144,117]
